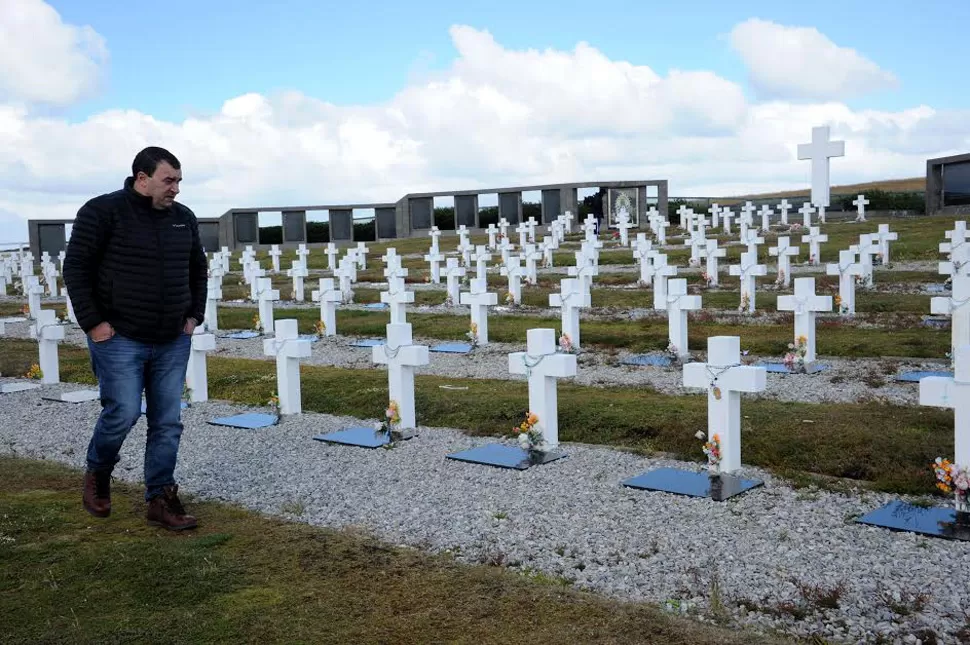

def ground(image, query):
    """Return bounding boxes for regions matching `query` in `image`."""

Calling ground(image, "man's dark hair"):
[132,147,181,179]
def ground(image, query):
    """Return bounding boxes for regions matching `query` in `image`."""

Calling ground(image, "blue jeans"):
[86,332,191,501]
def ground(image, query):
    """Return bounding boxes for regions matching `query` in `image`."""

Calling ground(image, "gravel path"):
[1,380,966,644]
[0,317,942,406]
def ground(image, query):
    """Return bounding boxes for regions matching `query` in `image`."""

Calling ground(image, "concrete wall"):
[927,153,970,215]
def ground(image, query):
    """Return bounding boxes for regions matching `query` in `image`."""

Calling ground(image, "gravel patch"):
[1,380,967,644]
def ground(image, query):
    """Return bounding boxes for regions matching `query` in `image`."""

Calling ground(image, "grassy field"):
[724,177,925,201]
[0,456,786,645]
[0,339,953,496]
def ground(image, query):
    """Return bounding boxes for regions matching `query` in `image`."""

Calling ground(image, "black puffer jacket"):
[63,177,207,343]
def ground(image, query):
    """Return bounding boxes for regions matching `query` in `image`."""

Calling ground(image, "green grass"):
[0,339,953,496]
[0,457,785,645]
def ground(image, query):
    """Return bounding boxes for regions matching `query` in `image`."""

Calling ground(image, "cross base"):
[446,444,567,470]
[895,370,954,383]
[430,342,473,354]
[207,412,279,429]
[222,331,262,340]
[620,354,673,367]
[622,467,763,501]
[41,389,100,403]
[759,362,829,374]
[1,381,42,394]
[350,338,385,348]
[857,501,970,542]
[313,426,416,449]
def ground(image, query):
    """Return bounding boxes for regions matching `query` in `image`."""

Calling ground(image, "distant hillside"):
[723,177,925,201]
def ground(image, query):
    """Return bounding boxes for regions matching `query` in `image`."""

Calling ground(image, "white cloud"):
[0,15,966,244]
[730,18,898,100]
[0,0,108,107]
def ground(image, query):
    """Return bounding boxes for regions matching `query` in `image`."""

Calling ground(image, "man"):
[63,147,207,531]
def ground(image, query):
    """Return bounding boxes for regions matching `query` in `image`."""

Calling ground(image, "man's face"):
[136,161,182,209]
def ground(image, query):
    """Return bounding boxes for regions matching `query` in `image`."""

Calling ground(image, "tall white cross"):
[654,214,669,245]
[720,207,733,235]
[567,252,599,295]
[500,255,524,305]
[248,265,266,302]
[708,203,720,229]
[615,211,634,247]
[777,278,832,364]
[457,225,470,250]
[525,216,539,243]
[683,336,767,474]
[263,319,312,415]
[473,245,491,282]
[322,243,338,272]
[256,277,280,334]
[269,245,283,273]
[428,226,441,254]
[759,205,773,233]
[508,328,577,450]
[424,247,445,284]
[825,249,864,315]
[311,277,341,336]
[498,217,511,240]
[798,202,815,228]
[185,327,216,403]
[487,224,499,250]
[665,278,701,359]
[920,345,970,469]
[801,226,828,266]
[373,323,429,430]
[30,308,64,384]
[703,239,726,287]
[295,243,310,268]
[522,243,542,286]
[778,199,791,226]
[932,272,970,356]
[498,236,515,268]
[769,237,800,287]
[334,258,357,302]
[355,242,369,270]
[729,251,767,314]
[875,224,898,264]
[205,275,222,331]
[853,194,869,222]
[25,275,43,319]
[742,230,765,257]
[850,235,878,288]
[549,278,590,350]
[381,279,414,324]
[677,204,691,230]
[61,285,77,325]
[797,125,845,208]
[459,278,497,345]
[516,221,530,248]
[651,255,678,310]
[442,258,466,306]
[287,260,309,302]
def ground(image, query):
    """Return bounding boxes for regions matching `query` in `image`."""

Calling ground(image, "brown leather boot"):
[146,485,198,531]
[83,470,111,518]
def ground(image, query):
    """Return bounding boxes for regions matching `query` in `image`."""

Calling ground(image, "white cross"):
[424,247,445,284]
[487,224,499,250]
[665,278,701,359]
[498,217,511,240]
[508,328,577,450]
[220,247,231,274]
[248,265,266,302]
[651,254,678,310]
[342,249,360,283]
[334,259,357,303]
[703,239,726,287]
[742,230,765,257]
[654,214,669,245]
[311,277,342,336]
[205,275,222,331]
[875,224,898,264]
[269,245,283,273]
[473,245,491,281]
[677,204,691,230]
[58,250,66,273]
[262,319,312,415]
[380,277,415,325]
[540,236,555,268]
[442,258,466,306]
[457,225,470,249]
[615,211,634,247]
[778,199,791,226]
[373,322,429,430]
[797,125,845,208]
[562,210,574,233]
[29,308,64,384]
[325,243,339,271]
[355,241,369,270]
[850,234,878,288]
[685,231,706,267]
[720,207,733,235]
[287,260,309,302]
[500,255,524,305]
[683,336,767,474]
[729,250,767,314]
[42,261,58,296]
[185,327,216,403]
[920,345,970,468]
[708,203,720,229]
[932,272,970,357]
[759,205,773,233]
[25,275,43,319]
[582,214,598,242]
[498,236,515,268]
[825,249,864,315]
[295,243,310,268]
[522,243,542,285]
[801,226,828,266]
[516,221,530,248]
[798,202,815,228]
[567,252,598,295]
[525,216,538,243]
[852,194,869,222]
[61,285,77,325]
[777,277,832,364]
[459,278,497,345]
[428,226,441,254]
[549,278,590,350]
[256,277,280,334]
[769,236,800,287]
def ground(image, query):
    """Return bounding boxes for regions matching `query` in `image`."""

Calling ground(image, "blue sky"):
[48,0,968,122]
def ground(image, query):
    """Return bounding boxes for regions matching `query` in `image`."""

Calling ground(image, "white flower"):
[518,433,531,447]
[374,422,383,431]
[694,431,706,440]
